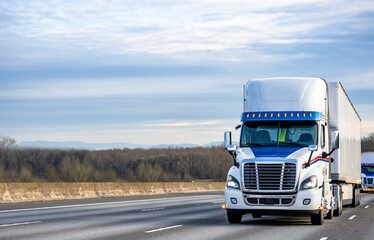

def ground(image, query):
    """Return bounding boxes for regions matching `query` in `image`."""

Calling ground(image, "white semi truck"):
[361,152,374,191]
[224,77,361,225]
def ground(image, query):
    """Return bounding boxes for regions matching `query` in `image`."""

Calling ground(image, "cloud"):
[0,0,373,145]
[1,0,373,62]
[148,120,219,127]
[337,68,374,90]
[0,76,241,99]
[362,121,374,137]
[0,118,240,145]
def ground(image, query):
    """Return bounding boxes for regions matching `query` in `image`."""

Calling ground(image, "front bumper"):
[225,187,322,215]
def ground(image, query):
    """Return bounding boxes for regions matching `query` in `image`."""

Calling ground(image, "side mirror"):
[227,145,237,152]
[224,132,237,152]
[305,145,318,168]
[331,131,339,149]
[224,131,232,149]
[224,131,239,167]
[308,145,318,151]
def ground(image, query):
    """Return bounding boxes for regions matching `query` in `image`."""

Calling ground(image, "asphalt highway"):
[0,192,373,240]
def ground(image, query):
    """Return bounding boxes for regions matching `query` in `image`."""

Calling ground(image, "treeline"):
[0,146,232,182]
[362,133,374,152]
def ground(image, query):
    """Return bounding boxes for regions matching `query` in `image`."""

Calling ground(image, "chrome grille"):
[243,162,297,191]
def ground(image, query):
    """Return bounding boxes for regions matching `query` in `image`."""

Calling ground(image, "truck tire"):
[227,211,242,224]
[311,209,324,225]
[325,206,333,219]
[351,186,361,208]
[252,213,262,218]
[333,187,343,216]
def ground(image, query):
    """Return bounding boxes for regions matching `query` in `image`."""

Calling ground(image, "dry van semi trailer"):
[224,78,361,225]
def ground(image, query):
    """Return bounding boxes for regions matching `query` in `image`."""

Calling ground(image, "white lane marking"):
[348,215,356,220]
[320,237,328,240]
[0,221,41,228]
[0,195,219,214]
[365,205,370,209]
[212,201,224,204]
[145,225,182,233]
[141,207,165,212]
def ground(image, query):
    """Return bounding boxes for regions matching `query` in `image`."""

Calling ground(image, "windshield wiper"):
[279,142,305,147]
[245,143,261,147]
[244,143,277,147]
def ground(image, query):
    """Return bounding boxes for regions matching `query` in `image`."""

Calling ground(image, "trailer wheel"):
[311,209,324,225]
[227,211,242,224]
[334,187,343,216]
[351,186,360,208]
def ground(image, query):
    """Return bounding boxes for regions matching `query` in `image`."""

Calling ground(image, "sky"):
[0,0,374,145]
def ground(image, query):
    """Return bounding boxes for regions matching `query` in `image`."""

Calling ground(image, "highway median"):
[0,182,225,203]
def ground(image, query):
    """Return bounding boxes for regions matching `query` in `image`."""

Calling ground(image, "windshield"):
[240,121,318,147]
[362,166,374,174]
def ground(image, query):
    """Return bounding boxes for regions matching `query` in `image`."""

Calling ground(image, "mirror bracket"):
[305,145,318,168]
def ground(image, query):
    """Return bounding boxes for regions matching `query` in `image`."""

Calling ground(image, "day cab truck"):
[224,77,361,225]
[361,152,374,192]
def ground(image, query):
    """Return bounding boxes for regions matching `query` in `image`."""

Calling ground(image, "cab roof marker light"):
[241,111,322,121]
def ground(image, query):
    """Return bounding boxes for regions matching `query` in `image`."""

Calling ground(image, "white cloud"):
[150,120,219,127]
[0,77,241,99]
[2,0,373,61]
[337,69,374,90]
[1,118,240,145]
[362,121,374,137]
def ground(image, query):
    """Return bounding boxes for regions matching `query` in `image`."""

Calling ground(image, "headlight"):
[300,175,318,190]
[227,175,240,190]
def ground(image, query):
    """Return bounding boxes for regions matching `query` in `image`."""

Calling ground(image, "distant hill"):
[17,141,225,150]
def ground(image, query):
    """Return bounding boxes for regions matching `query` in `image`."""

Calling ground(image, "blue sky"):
[1,0,374,145]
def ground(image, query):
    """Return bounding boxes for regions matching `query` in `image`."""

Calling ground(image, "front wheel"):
[311,209,324,225]
[252,213,262,218]
[227,210,242,224]
[325,207,333,219]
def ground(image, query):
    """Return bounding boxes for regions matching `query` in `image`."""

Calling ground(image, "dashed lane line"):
[365,206,370,209]
[348,215,356,220]
[145,225,183,233]
[0,221,42,228]
[141,208,165,212]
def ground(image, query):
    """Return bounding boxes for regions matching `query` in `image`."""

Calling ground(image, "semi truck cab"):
[224,78,361,225]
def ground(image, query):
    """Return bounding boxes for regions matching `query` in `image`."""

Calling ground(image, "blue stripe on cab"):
[250,146,302,158]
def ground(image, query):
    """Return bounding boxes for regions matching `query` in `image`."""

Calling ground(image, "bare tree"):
[362,133,374,152]
[0,136,16,147]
